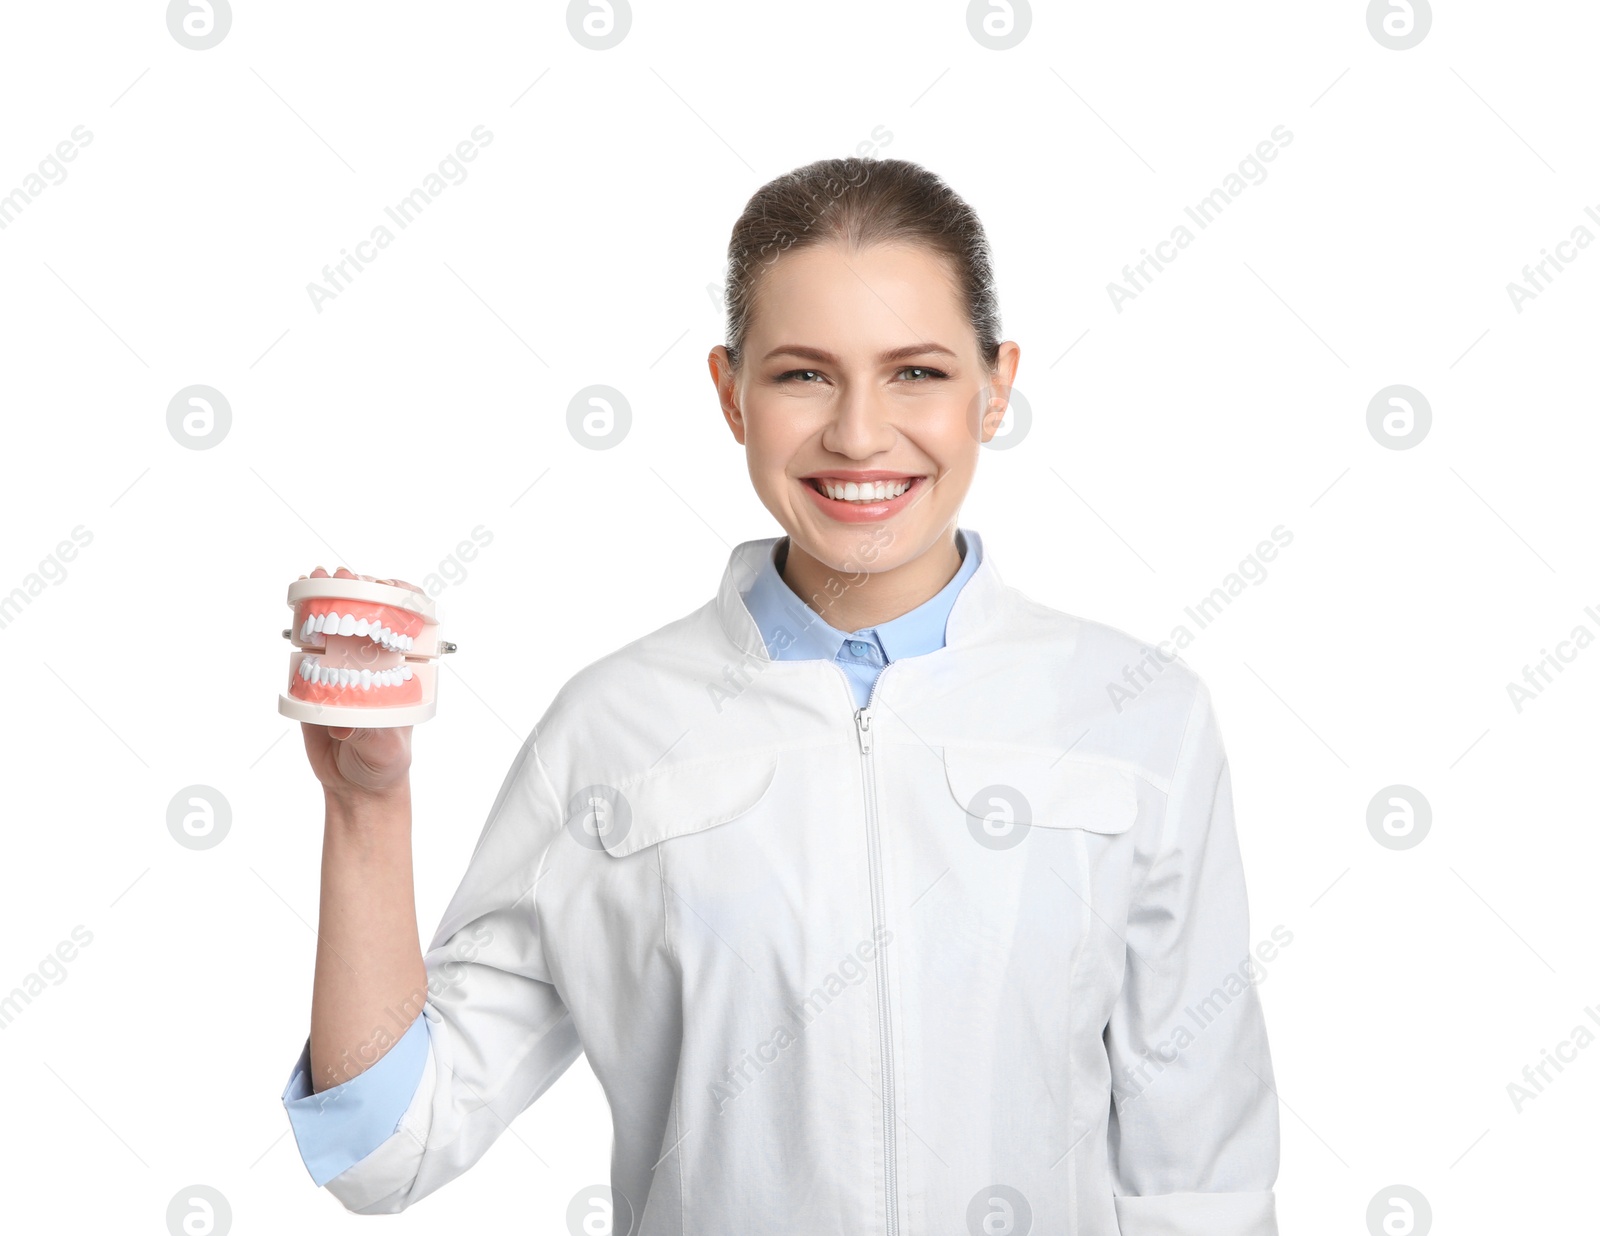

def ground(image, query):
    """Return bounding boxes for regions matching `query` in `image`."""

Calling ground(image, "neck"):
[778,526,964,634]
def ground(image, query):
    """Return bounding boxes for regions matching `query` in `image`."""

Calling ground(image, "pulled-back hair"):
[721,157,1001,373]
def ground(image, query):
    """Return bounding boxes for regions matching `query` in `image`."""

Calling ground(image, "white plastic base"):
[278,693,437,728]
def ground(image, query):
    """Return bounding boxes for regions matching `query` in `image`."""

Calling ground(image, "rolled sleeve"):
[1105,680,1280,1235]
[281,1009,431,1187]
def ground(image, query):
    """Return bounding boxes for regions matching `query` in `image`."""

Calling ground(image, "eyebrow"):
[761,342,959,365]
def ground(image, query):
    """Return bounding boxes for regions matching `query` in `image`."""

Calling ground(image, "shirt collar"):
[741,528,983,664]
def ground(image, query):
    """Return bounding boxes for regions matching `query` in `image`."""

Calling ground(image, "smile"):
[808,477,915,502]
[801,474,927,522]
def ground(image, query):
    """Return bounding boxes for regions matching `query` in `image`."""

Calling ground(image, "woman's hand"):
[295,566,421,802]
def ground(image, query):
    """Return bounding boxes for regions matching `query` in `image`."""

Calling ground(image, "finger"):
[309,566,329,578]
[333,567,357,579]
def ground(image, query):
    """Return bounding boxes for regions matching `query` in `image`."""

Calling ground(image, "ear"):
[980,341,1022,443]
[975,393,1003,444]
[708,345,746,445]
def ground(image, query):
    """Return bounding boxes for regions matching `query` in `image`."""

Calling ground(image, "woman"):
[281,156,1280,1235]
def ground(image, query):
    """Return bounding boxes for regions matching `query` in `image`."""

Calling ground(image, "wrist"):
[324,780,411,828]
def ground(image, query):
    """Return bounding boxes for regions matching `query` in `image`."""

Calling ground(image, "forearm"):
[308,783,429,1093]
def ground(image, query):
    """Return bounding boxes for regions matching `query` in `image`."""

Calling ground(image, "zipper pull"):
[855,707,873,754]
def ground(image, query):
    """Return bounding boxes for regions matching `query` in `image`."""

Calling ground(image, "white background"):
[1,1,1595,1232]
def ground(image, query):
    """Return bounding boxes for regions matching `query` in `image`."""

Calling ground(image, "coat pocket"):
[941,744,1138,844]
[593,748,781,859]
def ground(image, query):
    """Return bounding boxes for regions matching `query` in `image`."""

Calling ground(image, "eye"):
[897,366,949,381]
[775,369,824,383]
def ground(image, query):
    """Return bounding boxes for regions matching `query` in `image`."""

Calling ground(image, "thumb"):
[328,726,356,741]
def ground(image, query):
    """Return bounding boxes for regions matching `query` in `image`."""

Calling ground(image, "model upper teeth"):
[816,478,914,502]
[298,656,415,689]
[299,611,414,649]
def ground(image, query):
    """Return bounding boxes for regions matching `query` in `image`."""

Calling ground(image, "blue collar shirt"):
[740,527,983,709]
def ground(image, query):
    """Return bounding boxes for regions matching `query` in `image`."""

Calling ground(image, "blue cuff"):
[280,1010,431,1187]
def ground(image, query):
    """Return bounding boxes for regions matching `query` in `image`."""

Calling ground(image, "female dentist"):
[281,156,1280,1236]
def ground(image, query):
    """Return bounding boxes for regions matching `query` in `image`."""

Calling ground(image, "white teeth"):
[298,655,417,690]
[377,628,413,652]
[817,478,914,502]
[303,610,418,650]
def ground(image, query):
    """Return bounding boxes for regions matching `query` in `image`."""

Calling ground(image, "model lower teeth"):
[298,656,415,689]
[816,479,914,502]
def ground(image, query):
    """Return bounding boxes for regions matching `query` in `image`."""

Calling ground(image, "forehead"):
[749,241,968,346]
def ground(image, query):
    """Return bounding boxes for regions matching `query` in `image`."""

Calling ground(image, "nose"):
[819,386,898,459]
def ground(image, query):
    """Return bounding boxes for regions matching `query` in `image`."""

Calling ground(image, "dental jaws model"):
[277,574,456,728]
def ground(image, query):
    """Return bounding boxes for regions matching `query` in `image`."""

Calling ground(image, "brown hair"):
[721,156,1002,374]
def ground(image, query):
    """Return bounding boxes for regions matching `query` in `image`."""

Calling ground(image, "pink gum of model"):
[277,575,452,728]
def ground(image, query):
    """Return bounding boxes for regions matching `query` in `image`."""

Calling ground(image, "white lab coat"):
[308,534,1280,1234]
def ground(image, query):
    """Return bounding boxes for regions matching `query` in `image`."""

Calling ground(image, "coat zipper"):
[853,666,900,1236]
